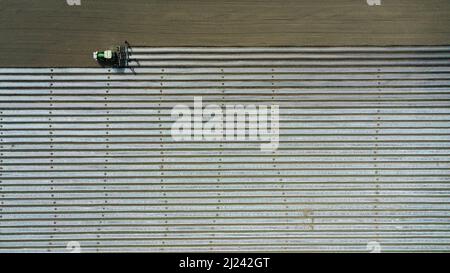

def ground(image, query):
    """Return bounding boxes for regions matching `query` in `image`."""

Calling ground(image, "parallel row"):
[1,46,450,252]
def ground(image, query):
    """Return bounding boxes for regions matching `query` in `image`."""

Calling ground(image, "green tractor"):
[93,42,129,68]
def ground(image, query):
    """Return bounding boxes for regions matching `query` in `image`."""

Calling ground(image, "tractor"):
[93,42,129,68]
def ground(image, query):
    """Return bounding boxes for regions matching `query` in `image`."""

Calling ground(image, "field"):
[0,0,450,67]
